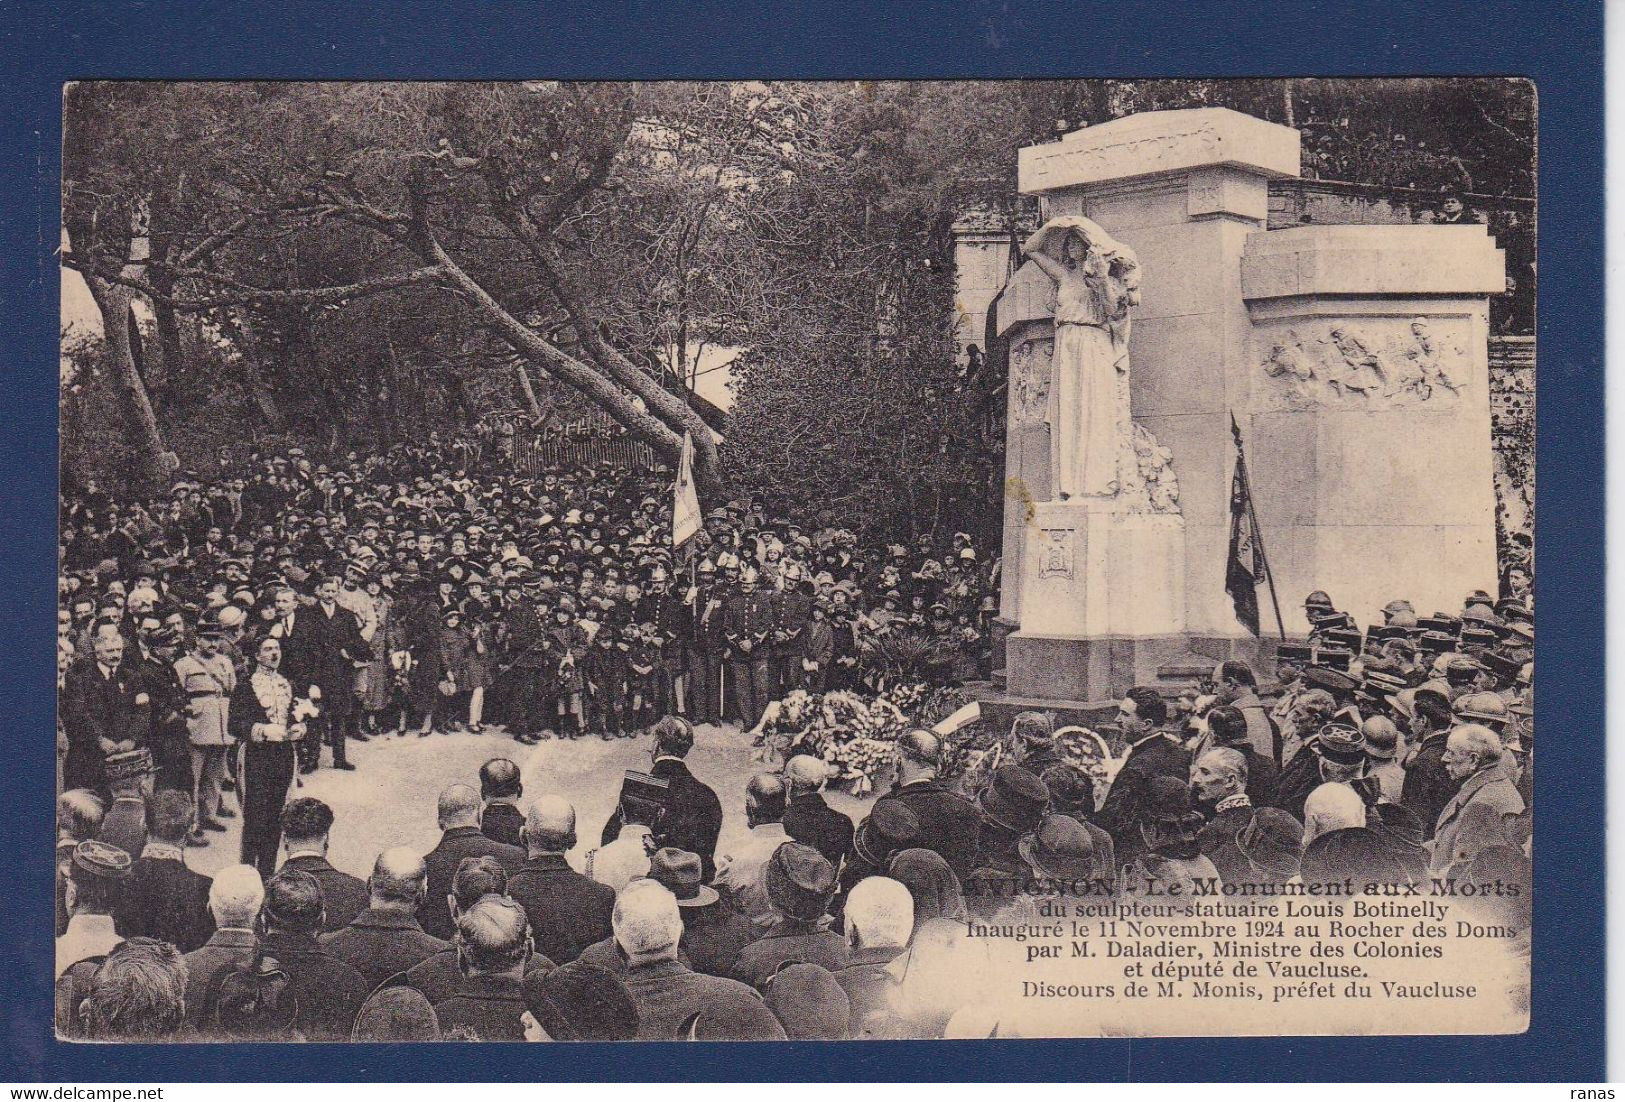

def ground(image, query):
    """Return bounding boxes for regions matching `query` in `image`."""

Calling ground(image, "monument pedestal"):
[1003,500,1185,700]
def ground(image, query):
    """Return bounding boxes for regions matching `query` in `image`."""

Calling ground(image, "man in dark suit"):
[872,730,980,878]
[280,578,368,772]
[600,717,723,881]
[431,895,533,1041]
[478,758,525,848]
[181,864,263,1033]
[384,854,555,1009]
[116,790,213,953]
[278,798,367,933]
[615,880,785,1040]
[60,625,150,795]
[419,784,524,941]
[1096,687,1193,849]
[781,755,856,870]
[256,868,371,1041]
[508,796,615,965]
[321,846,446,991]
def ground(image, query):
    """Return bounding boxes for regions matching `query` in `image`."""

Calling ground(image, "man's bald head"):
[479,758,522,801]
[437,784,482,830]
[524,795,576,854]
[746,773,786,823]
[369,846,429,907]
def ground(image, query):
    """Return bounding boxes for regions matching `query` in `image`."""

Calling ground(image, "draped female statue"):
[1020,216,1141,500]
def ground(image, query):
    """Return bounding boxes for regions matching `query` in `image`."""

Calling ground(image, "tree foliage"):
[61,79,1534,525]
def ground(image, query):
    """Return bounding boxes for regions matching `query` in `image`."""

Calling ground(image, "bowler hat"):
[977,765,1049,834]
[1017,814,1097,880]
[1141,775,1195,824]
[648,847,718,907]
[854,801,920,866]
[765,842,837,921]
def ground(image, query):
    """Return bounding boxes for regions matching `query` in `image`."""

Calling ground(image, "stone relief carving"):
[1009,338,1053,424]
[1118,423,1182,515]
[1260,318,1469,408]
[1037,528,1075,580]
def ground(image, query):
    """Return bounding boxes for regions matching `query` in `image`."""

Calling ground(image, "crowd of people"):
[58,438,999,810]
[54,438,1535,1041]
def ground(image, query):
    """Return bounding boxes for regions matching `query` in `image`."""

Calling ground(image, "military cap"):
[1360,668,1409,698]
[71,839,133,881]
[1417,631,1458,655]
[1444,655,1485,681]
[1497,598,1532,624]
[1316,647,1354,673]
[1323,628,1363,653]
[1460,626,1499,650]
[1507,622,1535,646]
[977,765,1051,834]
[1314,722,1367,766]
[1275,642,1313,665]
[1381,598,1415,617]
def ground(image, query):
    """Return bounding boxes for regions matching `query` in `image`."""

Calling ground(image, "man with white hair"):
[1190,748,1253,886]
[1301,782,1368,847]
[614,879,785,1040]
[181,864,264,1029]
[507,795,615,964]
[834,875,914,1037]
[1430,723,1526,874]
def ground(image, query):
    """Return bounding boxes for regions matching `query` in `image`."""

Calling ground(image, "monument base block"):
[1003,632,1266,702]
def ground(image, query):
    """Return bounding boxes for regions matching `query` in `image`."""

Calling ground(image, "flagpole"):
[1231,414,1287,641]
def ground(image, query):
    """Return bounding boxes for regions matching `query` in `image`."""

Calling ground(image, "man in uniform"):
[688,563,728,726]
[723,569,775,730]
[175,620,237,840]
[501,571,551,746]
[770,578,813,701]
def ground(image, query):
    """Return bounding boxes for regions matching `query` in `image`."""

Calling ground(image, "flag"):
[1226,420,1265,636]
[671,431,701,551]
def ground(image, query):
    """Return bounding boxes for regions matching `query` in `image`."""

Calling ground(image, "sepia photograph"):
[54,77,1537,1043]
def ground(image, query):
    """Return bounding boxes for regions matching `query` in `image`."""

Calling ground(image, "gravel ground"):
[187,721,883,881]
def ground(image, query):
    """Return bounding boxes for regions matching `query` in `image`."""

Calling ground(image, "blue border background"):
[0,0,1603,1082]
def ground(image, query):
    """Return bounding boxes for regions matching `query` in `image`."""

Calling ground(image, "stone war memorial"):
[990,107,1506,713]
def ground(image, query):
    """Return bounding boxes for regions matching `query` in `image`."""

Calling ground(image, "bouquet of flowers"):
[750,686,917,796]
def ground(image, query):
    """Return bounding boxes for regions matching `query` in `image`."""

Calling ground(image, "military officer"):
[175,620,237,841]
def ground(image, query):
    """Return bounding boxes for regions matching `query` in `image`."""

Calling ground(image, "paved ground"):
[188,722,883,880]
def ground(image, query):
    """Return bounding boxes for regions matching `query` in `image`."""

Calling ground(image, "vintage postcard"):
[54,77,1534,1042]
